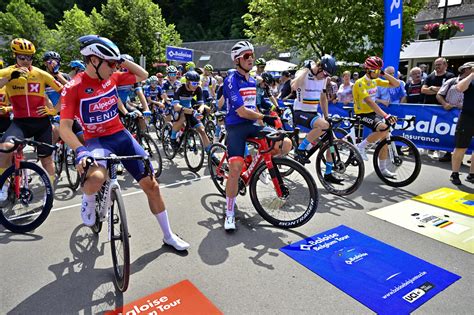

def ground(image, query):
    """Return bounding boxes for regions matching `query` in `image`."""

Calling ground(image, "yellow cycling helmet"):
[11,38,36,55]
[185,61,195,71]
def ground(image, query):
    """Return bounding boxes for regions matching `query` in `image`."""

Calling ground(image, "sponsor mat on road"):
[280,225,460,315]
[105,280,222,315]
[413,187,474,217]
[369,200,474,253]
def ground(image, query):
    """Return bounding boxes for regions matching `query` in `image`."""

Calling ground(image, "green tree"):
[243,0,427,63]
[0,0,51,65]
[95,0,181,71]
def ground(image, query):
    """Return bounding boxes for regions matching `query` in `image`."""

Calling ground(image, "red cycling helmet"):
[364,56,384,70]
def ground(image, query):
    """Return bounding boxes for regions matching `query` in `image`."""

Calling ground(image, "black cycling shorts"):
[1,117,54,157]
[0,117,11,134]
[455,112,474,148]
[293,110,321,131]
[359,112,385,132]
[226,122,263,158]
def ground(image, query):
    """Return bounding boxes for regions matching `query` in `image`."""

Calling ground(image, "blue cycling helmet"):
[69,60,85,70]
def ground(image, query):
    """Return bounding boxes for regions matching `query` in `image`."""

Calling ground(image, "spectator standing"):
[278,71,295,100]
[351,72,359,83]
[421,58,455,105]
[327,76,339,103]
[450,65,474,185]
[404,67,424,103]
[419,64,428,81]
[376,66,407,104]
[336,71,353,104]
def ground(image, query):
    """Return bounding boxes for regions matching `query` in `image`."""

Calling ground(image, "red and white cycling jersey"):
[60,71,136,140]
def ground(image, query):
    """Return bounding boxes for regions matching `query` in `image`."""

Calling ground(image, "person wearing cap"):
[0,38,63,198]
[59,35,189,250]
[351,72,359,83]
[68,60,86,78]
[450,63,474,185]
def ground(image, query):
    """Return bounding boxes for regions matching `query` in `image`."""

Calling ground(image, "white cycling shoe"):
[163,234,190,251]
[381,168,397,179]
[81,200,96,226]
[224,216,236,230]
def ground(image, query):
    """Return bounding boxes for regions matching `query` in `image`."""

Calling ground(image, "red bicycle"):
[208,130,319,228]
[0,137,55,233]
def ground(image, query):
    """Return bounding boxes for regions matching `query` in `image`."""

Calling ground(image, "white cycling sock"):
[82,193,95,204]
[379,159,387,170]
[226,196,236,217]
[359,139,369,149]
[155,210,173,239]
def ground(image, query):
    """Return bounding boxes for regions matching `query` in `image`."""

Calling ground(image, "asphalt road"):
[1,144,473,315]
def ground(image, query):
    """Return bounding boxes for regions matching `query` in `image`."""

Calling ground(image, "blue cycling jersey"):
[45,72,70,106]
[144,85,162,101]
[172,85,203,109]
[223,70,257,126]
[162,79,181,98]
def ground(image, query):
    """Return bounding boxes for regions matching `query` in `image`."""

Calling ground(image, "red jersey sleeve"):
[113,72,137,86]
[60,81,78,120]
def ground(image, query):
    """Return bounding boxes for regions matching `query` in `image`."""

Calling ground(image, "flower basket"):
[424,21,464,40]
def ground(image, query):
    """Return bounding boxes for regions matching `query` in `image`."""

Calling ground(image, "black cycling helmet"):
[261,72,274,85]
[320,55,337,75]
[43,51,61,61]
[185,70,200,82]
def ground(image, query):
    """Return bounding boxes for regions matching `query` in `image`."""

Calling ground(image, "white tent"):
[252,59,297,73]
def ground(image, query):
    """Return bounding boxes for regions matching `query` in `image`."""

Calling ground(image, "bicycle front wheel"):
[208,143,228,196]
[249,157,318,228]
[0,162,53,233]
[140,134,163,178]
[315,139,365,196]
[54,143,64,177]
[184,129,204,172]
[161,122,176,160]
[65,147,80,191]
[109,187,130,292]
[205,120,216,142]
[373,135,422,187]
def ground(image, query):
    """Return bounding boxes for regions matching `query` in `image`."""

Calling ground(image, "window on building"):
[438,0,462,8]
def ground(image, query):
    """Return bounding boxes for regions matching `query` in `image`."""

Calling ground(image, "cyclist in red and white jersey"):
[60,35,189,251]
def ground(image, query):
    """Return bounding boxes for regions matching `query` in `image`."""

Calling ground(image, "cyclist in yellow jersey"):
[0,38,63,195]
[353,56,399,178]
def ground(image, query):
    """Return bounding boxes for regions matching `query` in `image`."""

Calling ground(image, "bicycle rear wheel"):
[65,147,80,191]
[153,114,165,141]
[184,129,204,172]
[0,162,53,233]
[54,143,64,177]
[205,120,215,142]
[161,122,177,160]
[109,187,130,292]
[140,134,163,178]
[250,157,318,228]
[208,143,228,196]
[373,136,421,187]
[315,139,365,196]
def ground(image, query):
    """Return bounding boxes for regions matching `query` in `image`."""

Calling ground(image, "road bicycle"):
[54,139,80,190]
[208,129,319,228]
[81,155,153,292]
[161,114,205,172]
[0,138,55,233]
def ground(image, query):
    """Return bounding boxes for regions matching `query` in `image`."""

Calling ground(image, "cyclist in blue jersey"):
[256,72,278,115]
[161,66,182,122]
[223,41,292,230]
[171,71,211,151]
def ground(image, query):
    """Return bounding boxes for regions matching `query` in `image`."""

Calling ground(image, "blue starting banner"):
[280,225,461,315]
[166,46,193,62]
[383,0,403,73]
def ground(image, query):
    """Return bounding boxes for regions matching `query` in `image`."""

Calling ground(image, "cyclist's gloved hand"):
[126,110,140,119]
[75,146,95,166]
[384,114,397,125]
[262,115,278,126]
[143,110,152,117]
[9,70,22,81]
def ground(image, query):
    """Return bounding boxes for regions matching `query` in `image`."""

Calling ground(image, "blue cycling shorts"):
[85,130,151,182]
[226,121,263,158]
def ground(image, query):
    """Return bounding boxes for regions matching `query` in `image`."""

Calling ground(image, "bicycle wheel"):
[65,147,80,190]
[154,114,165,141]
[315,139,365,196]
[184,128,205,172]
[91,190,103,234]
[205,120,215,142]
[373,135,421,187]
[249,157,318,228]
[54,143,64,177]
[0,162,53,233]
[109,187,130,292]
[140,134,163,178]
[208,143,228,196]
[161,122,177,160]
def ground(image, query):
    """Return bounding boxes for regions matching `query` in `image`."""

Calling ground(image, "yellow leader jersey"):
[353,76,390,114]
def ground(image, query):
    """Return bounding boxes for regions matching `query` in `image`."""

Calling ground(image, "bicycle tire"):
[373,135,421,187]
[161,122,177,160]
[205,120,215,142]
[54,144,64,177]
[184,128,205,172]
[315,139,365,196]
[154,114,165,140]
[208,143,228,196]
[65,148,80,191]
[0,162,53,233]
[249,157,318,228]
[110,187,130,292]
[91,190,103,234]
[140,134,163,178]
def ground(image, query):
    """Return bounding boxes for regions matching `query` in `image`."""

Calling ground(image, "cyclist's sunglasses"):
[105,60,118,68]
[238,52,255,61]
[168,73,177,77]
[369,69,381,75]
[16,55,33,61]
[189,81,200,87]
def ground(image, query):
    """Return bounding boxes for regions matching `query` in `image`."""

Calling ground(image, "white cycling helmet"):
[231,40,254,61]
[78,35,121,61]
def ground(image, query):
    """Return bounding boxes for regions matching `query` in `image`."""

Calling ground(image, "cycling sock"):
[82,193,95,207]
[155,210,173,239]
[205,144,211,153]
[298,138,310,151]
[325,162,333,175]
[226,196,236,217]
[379,159,387,170]
[358,139,368,149]
[171,130,177,140]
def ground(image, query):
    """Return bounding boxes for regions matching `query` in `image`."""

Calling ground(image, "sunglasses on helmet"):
[189,81,200,87]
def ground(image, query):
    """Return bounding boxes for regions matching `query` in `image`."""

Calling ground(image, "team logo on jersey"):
[85,88,94,94]
[28,83,40,93]
[80,87,118,125]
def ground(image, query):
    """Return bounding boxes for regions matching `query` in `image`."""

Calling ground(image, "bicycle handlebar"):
[260,129,297,154]
[0,137,56,153]
[396,116,416,131]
